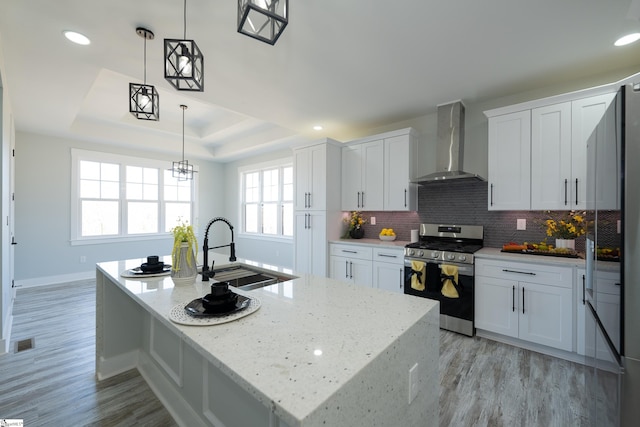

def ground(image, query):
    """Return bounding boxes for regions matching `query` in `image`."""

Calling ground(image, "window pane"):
[127,166,142,183]
[164,170,191,202]
[263,169,278,202]
[144,168,158,184]
[245,204,258,233]
[101,163,120,181]
[283,166,293,201]
[127,183,143,200]
[143,184,158,201]
[80,180,100,198]
[81,200,119,236]
[80,161,100,180]
[282,202,293,236]
[262,202,277,234]
[127,202,158,234]
[101,181,120,199]
[165,203,191,232]
[245,172,259,203]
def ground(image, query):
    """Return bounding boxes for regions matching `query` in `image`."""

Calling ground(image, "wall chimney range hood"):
[413,101,485,183]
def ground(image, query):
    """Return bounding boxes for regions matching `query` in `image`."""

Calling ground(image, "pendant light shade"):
[164,0,204,91]
[238,0,288,45]
[172,105,196,181]
[130,27,159,121]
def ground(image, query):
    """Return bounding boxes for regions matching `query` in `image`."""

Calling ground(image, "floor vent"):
[15,337,34,353]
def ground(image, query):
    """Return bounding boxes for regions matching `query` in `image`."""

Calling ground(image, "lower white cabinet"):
[294,211,328,277]
[372,247,404,293]
[330,243,373,287]
[475,258,573,351]
[329,243,404,292]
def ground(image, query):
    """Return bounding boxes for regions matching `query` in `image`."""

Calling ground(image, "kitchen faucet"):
[201,217,237,281]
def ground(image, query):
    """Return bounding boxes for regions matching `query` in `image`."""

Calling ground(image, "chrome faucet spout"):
[202,217,237,281]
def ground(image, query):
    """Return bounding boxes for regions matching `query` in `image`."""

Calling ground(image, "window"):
[71,149,197,244]
[240,160,293,238]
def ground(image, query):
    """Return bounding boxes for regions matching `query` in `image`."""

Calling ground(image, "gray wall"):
[14,131,225,284]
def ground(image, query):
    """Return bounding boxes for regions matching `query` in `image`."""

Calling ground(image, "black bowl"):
[140,262,165,273]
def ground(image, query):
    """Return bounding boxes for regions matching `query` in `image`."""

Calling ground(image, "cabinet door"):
[487,110,531,210]
[361,140,384,210]
[330,256,352,283]
[384,134,416,211]
[350,258,373,287]
[518,282,573,351]
[294,212,311,274]
[373,261,403,293]
[341,145,363,210]
[572,93,617,210]
[308,144,327,210]
[475,275,519,338]
[294,148,311,211]
[576,268,587,355]
[294,212,327,276]
[531,102,572,210]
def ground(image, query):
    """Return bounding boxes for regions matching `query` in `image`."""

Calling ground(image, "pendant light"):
[238,0,288,45]
[164,0,204,91]
[130,27,159,121]
[172,105,196,181]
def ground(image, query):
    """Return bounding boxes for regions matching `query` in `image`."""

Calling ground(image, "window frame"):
[70,148,199,245]
[238,158,293,242]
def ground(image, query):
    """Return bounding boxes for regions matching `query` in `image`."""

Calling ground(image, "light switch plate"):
[517,219,526,230]
[371,216,376,225]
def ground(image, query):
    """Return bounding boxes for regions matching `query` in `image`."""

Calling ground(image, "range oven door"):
[404,258,475,336]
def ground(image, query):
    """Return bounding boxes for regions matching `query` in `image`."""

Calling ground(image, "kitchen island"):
[96,253,439,427]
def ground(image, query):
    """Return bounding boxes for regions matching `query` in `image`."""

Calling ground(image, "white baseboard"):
[137,351,208,427]
[96,351,139,381]
[14,271,95,288]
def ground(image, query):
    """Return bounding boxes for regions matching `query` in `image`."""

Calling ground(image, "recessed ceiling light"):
[63,30,91,45]
[614,33,640,47]
[313,125,323,131]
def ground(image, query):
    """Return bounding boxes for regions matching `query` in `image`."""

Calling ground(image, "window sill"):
[237,233,293,244]
[70,233,170,246]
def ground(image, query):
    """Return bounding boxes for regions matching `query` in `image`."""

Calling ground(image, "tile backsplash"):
[346,180,621,250]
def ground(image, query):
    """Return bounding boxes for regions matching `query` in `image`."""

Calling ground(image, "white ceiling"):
[1,0,640,162]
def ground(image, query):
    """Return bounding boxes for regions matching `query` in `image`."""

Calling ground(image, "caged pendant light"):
[172,105,196,181]
[164,0,204,91]
[237,0,288,45]
[129,27,159,121]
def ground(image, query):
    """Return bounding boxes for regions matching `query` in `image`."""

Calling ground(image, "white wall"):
[14,131,225,285]
[222,148,296,270]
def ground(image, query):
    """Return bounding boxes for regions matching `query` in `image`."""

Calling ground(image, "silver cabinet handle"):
[342,249,357,254]
[564,179,568,206]
[349,261,353,279]
[399,268,403,289]
[502,269,536,275]
[308,192,311,208]
[378,254,398,258]
[582,274,586,305]
[575,178,579,206]
[361,191,365,207]
[307,213,311,229]
[345,260,349,278]
[357,191,361,208]
[512,285,515,312]
[522,287,525,314]
[490,183,494,206]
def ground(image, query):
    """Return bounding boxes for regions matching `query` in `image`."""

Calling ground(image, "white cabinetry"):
[383,132,418,211]
[372,247,404,293]
[342,128,418,211]
[487,110,531,210]
[293,140,342,276]
[486,91,617,211]
[329,243,373,287]
[341,141,384,211]
[475,258,573,351]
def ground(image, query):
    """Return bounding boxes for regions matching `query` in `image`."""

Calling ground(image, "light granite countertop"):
[330,238,411,248]
[476,247,620,272]
[97,253,439,426]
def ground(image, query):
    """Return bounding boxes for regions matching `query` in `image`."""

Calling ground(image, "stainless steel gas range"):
[404,223,483,336]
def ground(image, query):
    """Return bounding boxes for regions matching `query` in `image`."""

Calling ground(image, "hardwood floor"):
[0,281,589,426]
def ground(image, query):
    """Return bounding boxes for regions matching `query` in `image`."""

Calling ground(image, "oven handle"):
[404,258,475,277]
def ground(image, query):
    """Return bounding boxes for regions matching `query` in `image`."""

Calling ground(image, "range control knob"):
[446,253,456,260]
[408,250,415,256]
[431,251,440,258]
[418,250,424,257]
[459,255,467,262]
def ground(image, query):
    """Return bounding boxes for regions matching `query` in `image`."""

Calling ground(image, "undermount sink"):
[210,264,295,291]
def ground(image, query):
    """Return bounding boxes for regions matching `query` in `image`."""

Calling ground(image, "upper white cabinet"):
[294,143,329,211]
[341,140,384,211]
[531,102,572,210]
[384,133,418,211]
[342,128,418,212]
[486,90,617,211]
[487,110,531,210]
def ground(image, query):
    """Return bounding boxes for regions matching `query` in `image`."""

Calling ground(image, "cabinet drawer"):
[372,247,404,264]
[330,243,372,260]
[476,259,572,288]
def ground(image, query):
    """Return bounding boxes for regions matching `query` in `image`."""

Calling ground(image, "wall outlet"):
[80,256,87,263]
[370,216,376,225]
[517,219,526,230]
[408,363,419,404]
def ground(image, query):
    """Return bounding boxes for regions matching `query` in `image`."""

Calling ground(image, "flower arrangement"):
[170,220,198,272]
[544,211,587,239]
[344,211,367,231]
